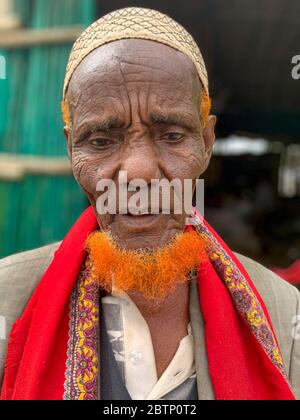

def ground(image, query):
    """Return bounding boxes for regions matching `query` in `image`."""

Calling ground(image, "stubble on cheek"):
[72,150,100,200]
[71,149,116,232]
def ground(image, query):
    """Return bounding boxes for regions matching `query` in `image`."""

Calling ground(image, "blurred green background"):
[0,0,95,257]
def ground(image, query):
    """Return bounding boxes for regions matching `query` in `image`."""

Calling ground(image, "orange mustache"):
[86,230,207,301]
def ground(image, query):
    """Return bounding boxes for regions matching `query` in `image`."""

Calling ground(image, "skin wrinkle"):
[118,57,132,125]
[64,39,216,378]
[119,62,184,80]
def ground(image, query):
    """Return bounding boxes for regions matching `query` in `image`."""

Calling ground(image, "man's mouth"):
[116,212,162,230]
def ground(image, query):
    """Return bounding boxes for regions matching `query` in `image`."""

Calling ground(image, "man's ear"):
[203,115,217,163]
[63,126,72,162]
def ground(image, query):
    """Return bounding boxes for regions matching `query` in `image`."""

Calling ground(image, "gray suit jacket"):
[0,243,299,399]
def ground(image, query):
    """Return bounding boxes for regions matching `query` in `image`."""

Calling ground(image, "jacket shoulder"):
[0,242,61,316]
[236,253,299,308]
[236,252,300,393]
[0,242,61,271]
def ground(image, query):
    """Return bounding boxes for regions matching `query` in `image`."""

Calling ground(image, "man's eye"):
[162,132,185,142]
[89,138,112,148]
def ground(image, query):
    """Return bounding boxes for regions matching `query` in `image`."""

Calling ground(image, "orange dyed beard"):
[86,230,207,302]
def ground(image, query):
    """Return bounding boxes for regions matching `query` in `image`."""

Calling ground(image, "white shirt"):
[101,289,196,400]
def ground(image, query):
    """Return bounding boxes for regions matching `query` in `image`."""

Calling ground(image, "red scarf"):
[1,207,295,400]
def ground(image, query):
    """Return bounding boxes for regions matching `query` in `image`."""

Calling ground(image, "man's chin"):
[112,228,184,251]
[100,213,185,250]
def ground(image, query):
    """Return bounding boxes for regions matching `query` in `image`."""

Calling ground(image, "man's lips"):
[115,213,163,230]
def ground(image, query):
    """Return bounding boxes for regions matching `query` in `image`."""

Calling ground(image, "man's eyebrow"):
[76,117,123,142]
[150,112,198,130]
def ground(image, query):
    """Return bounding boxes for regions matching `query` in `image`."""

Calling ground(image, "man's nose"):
[120,142,161,183]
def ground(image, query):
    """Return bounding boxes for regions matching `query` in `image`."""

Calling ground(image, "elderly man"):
[0,8,299,401]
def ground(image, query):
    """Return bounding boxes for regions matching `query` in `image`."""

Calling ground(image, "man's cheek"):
[177,157,203,181]
[170,141,204,177]
[187,146,207,178]
[72,155,99,195]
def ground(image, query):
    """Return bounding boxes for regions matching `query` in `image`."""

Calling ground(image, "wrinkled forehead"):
[67,39,202,104]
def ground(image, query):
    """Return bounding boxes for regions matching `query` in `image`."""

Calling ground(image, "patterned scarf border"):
[64,256,99,400]
[192,211,289,381]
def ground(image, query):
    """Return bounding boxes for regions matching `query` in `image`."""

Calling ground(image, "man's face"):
[65,39,216,250]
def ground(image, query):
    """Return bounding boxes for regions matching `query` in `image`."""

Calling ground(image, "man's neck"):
[128,282,190,378]
[128,282,190,320]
